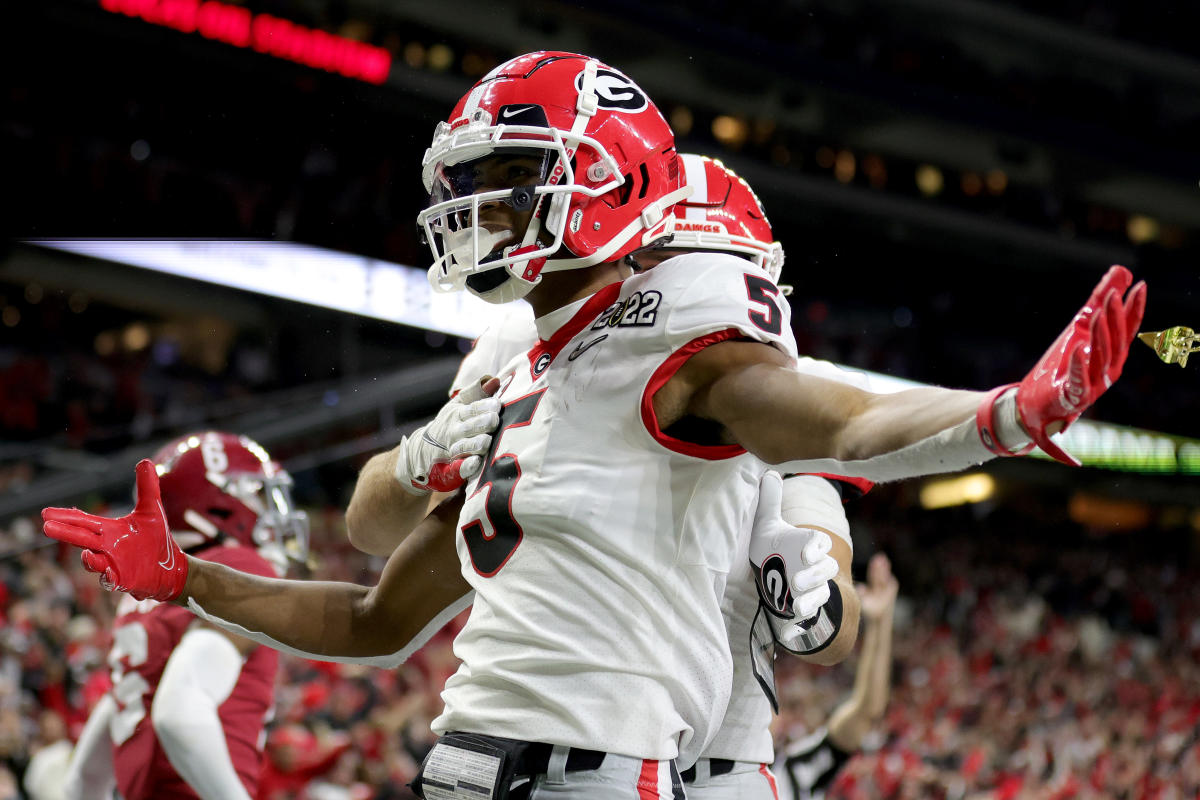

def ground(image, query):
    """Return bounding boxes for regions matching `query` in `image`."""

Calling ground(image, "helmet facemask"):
[418,110,626,304]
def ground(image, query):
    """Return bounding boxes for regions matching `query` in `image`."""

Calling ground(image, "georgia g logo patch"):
[577,68,648,113]
[756,554,793,618]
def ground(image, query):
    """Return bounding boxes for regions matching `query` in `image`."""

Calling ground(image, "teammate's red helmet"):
[151,432,308,572]
[672,154,785,284]
[418,51,688,303]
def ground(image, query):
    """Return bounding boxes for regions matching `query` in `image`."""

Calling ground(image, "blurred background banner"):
[3,1,1200,798]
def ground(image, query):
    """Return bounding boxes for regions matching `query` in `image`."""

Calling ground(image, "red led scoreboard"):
[99,0,392,84]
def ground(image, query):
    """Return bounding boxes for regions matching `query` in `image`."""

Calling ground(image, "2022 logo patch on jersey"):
[592,291,662,329]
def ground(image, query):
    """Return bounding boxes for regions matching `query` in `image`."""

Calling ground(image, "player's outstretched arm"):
[345,377,500,556]
[750,473,860,666]
[183,494,470,663]
[152,627,253,800]
[62,694,117,800]
[671,266,1145,479]
[42,464,470,663]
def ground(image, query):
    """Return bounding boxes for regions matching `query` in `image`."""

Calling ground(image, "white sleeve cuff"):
[776,411,996,484]
[780,475,852,552]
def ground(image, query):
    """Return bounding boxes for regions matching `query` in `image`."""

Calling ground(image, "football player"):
[45,51,1143,800]
[60,433,308,800]
[773,553,899,800]
[382,152,874,799]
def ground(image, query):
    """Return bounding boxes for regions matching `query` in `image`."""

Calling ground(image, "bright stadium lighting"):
[919,473,995,510]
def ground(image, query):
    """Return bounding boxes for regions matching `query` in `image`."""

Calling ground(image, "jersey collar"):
[526,281,623,380]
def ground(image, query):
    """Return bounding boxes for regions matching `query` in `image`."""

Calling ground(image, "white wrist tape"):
[780,475,852,552]
[991,387,1032,452]
[186,592,474,668]
[776,412,998,484]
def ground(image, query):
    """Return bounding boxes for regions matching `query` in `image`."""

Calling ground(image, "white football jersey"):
[433,253,797,763]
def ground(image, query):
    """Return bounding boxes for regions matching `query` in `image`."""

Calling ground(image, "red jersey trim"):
[525,281,624,381]
[640,327,748,460]
[807,473,875,497]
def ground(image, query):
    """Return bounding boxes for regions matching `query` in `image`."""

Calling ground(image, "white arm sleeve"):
[777,389,1029,483]
[151,628,252,800]
[63,694,117,800]
[780,474,852,553]
[186,591,475,668]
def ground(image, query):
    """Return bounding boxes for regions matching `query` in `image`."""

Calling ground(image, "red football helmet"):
[417,51,689,303]
[670,154,785,285]
[151,432,309,573]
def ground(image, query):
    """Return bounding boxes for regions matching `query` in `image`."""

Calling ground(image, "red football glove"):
[1013,265,1146,466]
[42,459,188,602]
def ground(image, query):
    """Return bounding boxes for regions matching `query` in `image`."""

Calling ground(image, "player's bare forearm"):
[345,447,439,556]
[180,495,467,660]
[696,354,982,464]
[361,493,469,633]
[179,558,373,656]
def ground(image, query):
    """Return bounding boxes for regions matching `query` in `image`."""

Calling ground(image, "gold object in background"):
[1138,327,1200,368]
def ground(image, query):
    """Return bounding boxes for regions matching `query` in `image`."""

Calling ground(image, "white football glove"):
[749,471,842,653]
[394,377,501,495]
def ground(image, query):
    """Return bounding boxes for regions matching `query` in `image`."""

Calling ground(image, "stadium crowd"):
[1,489,1196,799]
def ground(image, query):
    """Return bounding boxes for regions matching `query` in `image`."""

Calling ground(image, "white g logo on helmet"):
[576,68,647,112]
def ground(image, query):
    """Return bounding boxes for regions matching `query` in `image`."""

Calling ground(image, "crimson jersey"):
[108,544,278,800]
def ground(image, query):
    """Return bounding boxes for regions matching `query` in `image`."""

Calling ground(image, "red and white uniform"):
[435,252,797,764]
[449,283,879,798]
[107,544,278,800]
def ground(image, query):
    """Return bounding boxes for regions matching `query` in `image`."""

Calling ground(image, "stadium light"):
[24,238,1200,476]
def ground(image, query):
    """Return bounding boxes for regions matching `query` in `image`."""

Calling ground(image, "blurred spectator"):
[4,483,1199,798]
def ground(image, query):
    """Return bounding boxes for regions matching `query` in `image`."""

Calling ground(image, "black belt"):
[514,740,607,775]
[446,733,607,776]
[680,758,736,783]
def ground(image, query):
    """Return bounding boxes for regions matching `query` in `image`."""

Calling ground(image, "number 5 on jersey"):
[745,274,783,335]
[461,389,547,576]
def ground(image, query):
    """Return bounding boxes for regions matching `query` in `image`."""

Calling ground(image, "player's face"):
[441,153,545,256]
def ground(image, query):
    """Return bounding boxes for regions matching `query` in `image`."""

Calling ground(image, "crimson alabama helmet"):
[417,51,689,304]
[671,153,786,286]
[151,432,309,573]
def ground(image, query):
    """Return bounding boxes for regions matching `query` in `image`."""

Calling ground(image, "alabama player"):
[45,51,1144,800]
[61,432,308,800]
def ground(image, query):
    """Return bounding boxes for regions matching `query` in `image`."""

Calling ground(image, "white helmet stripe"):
[680,153,709,222]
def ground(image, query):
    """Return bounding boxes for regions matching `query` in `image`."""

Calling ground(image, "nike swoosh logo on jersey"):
[422,430,449,452]
[501,105,536,119]
[567,334,607,361]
